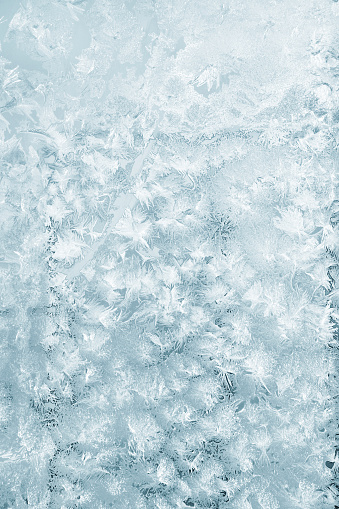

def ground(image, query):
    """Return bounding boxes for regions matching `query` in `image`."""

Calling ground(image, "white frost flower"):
[52,232,86,264]
[157,458,176,485]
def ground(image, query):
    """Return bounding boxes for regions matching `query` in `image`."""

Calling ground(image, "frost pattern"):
[0,0,338,508]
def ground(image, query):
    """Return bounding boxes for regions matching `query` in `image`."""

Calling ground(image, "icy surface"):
[0,0,338,508]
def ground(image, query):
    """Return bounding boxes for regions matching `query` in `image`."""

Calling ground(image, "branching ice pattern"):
[0,0,338,508]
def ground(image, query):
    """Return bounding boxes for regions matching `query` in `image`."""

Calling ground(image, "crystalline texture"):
[0,0,338,508]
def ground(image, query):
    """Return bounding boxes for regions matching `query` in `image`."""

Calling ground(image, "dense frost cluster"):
[0,0,338,507]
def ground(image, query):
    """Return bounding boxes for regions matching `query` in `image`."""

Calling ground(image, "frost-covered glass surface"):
[0,1,338,508]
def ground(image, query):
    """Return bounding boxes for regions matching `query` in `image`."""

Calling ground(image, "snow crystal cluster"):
[0,0,338,508]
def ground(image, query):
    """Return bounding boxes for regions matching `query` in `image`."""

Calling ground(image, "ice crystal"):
[0,0,338,508]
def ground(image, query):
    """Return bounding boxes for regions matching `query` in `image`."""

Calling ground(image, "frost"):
[52,233,86,264]
[0,0,338,507]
